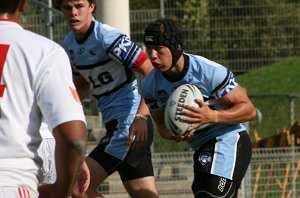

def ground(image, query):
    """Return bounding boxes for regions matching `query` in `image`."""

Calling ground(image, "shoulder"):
[94,20,124,42]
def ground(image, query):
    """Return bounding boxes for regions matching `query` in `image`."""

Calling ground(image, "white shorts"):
[37,137,56,184]
[0,186,36,198]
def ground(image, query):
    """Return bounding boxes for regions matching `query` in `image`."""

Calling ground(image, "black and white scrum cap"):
[144,18,184,66]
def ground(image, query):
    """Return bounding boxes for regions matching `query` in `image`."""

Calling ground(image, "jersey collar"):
[0,18,17,23]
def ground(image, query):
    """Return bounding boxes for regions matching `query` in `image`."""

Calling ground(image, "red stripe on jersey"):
[132,50,147,68]
[69,86,81,102]
[0,44,9,97]
[18,187,22,198]
[18,187,30,198]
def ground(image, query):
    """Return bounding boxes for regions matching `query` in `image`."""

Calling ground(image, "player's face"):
[146,45,173,72]
[61,0,95,38]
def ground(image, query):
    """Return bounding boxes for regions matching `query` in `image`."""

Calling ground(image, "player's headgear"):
[144,18,184,66]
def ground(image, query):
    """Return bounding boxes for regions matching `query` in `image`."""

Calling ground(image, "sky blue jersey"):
[141,53,246,150]
[62,18,143,123]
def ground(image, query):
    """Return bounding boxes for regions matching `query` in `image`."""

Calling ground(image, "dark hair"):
[144,18,184,66]
[0,0,21,14]
[59,0,97,13]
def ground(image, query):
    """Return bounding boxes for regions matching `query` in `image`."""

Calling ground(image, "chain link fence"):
[21,1,300,197]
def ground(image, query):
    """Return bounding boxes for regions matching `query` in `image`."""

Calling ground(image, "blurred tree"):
[130,0,159,9]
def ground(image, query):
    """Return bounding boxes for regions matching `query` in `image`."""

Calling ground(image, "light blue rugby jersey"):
[62,18,142,124]
[141,53,246,150]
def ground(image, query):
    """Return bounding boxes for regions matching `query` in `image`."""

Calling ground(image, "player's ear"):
[19,0,28,12]
[90,2,96,14]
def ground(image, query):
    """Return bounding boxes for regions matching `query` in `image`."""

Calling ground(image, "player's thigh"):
[123,176,158,198]
[85,157,108,194]
[118,151,158,198]
[192,172,237,198]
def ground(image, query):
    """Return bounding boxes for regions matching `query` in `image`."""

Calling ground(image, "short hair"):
[0,0,21,14]
[59,0,97,13]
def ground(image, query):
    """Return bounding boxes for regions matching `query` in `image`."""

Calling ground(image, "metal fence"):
[85,147,300,198]
[22,1,300,197]
[24,0,300,72]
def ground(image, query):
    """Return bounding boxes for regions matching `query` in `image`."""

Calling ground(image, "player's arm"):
[128,97,150,148]
[133,54,153,77]
[182,85,256,130]
[73,73,90,100]
[128,51,154,148]
[38,120,87,198]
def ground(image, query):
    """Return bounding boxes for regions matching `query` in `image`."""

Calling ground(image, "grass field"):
[236,57,300,95]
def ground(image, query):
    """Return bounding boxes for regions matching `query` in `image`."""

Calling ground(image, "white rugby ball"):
[164,84,212,137]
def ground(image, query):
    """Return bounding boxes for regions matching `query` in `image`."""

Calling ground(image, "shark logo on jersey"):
[158,90,168,105]
[198,152,212,166]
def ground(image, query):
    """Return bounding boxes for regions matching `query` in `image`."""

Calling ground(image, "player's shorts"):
[192,131,252,198]
[37,137,56,184]
[88,115,154,182]
[0,186,36,198]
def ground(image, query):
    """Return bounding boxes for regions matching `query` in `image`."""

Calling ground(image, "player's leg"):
[192,131,252,198]
[119,117,159,198]
[81,118,135,197]
[120,153,159,198]
[123,176,158,198]
[77,156,108,198]
[192,173,238,198]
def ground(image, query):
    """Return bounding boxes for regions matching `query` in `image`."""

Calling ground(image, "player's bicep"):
[219,85,250,106]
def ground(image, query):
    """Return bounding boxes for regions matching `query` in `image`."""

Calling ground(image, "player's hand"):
[128,116,148,149]
[77,161,90,194]
[159,127,193,142]
[71,161,90,197]
[181,99,218,131]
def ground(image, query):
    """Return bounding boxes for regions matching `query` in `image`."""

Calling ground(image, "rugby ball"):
[164,84,211,137]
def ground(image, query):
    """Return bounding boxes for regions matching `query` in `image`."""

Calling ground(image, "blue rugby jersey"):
[141,53,246,150]
[62,18,143,124]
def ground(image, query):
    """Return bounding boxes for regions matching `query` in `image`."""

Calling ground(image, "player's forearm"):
[53,121,88,197]
[215,102,256,124]
[136,98,150,116]
[54,139,86,197]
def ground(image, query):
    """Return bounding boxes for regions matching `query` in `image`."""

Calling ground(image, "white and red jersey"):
[0,18,86,195]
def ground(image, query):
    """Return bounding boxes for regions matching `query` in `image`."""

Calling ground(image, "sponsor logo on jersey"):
[89,49,96,56]
[216,72,237,98]
[198,152,212,166]
[111,36,134,63]
[218,177,227,192]
[77,47,85,55]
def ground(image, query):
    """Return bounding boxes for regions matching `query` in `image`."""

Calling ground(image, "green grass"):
[236,57,300,94]
[154,57,300,152]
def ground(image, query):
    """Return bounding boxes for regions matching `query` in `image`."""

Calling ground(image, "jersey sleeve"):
[36,47,86,131]
[105,31,146,69]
